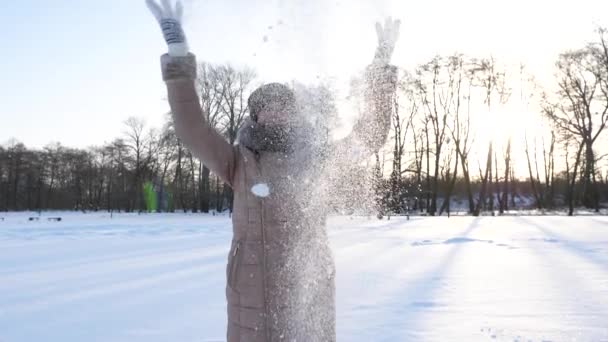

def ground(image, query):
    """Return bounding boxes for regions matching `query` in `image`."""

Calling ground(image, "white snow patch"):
[251,183,270,197]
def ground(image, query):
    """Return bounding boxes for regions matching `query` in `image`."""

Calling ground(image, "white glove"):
[146,0,189,57]
[373,17,401,65]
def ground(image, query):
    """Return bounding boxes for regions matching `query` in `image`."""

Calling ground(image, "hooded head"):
[238,83,322,154]
[248,83,298,125]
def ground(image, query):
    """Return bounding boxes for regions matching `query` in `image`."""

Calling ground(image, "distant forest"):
[2,29,608,216]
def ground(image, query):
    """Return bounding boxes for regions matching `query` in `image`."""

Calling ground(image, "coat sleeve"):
[161,53,237,187]
[331,63,398,162]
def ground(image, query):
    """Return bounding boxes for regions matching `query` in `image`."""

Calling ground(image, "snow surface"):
[1,212,607,341]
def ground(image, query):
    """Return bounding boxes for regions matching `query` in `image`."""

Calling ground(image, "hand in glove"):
[373,17,401,65]
[146,0,189,57]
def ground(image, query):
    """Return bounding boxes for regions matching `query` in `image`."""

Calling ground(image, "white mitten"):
[146,0,189,57]
[373,17,401,65]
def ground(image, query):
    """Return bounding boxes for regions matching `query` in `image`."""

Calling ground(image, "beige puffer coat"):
[160,53,397,342]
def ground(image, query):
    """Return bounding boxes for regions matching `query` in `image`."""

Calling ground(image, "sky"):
[1,0,608,154]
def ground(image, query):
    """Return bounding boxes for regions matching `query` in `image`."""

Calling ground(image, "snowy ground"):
[1,212,607,342]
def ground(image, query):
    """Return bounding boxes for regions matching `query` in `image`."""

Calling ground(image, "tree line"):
[376,28,608,216]
[0,63,256,214]
[1,29,607,216]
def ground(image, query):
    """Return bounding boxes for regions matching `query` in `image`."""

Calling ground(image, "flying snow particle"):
[251,183,270,197]
[348,144,366,160]
[263,35,269,43]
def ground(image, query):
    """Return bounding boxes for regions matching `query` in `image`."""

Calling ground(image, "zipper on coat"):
[250,154,270,339]
[228,241,240,287]
[260,200,271,340]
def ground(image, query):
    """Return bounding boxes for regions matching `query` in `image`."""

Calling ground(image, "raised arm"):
[332,18,400,160]
[162,54,237,186]
[147,0,237,186]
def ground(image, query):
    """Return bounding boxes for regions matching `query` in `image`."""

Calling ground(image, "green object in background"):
[143,181,157,213]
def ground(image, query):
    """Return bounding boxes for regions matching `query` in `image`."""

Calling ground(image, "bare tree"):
[414,56,454,215]
[524,135,544,209]
[451,62,476,214]
[542,132,556,207]
[123,117,155,212]
[216,64,256,212]
[499,139,512,214]
[197,62,226,213]
[470,57,510,216]
[382,72,417,213]
[564,139,585,215]
[545,39,608,211]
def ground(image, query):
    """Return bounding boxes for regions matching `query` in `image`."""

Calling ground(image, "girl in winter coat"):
[146,1,400,340]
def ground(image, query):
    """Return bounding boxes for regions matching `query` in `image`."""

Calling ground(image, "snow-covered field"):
[1,212,607,342]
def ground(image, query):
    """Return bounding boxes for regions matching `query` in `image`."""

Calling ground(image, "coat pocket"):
[228,240,241,288]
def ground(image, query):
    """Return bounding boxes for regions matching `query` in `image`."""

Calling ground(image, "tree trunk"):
[458,149,475,214]
[200,165,210,213]
[215,175,223,212]
[525,137,543,209]
[567,142,585,216]
[475,142,493,216]
[582,142,598,210]
[439,151,459,216]
[500,139,511,214]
